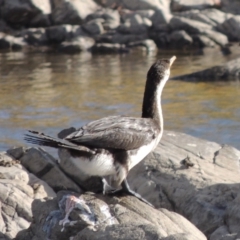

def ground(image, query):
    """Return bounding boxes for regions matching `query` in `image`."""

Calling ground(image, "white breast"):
[128,135,161,170]
[67,152,116,177]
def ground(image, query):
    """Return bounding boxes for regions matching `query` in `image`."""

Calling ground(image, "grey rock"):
[15,191,206,240]
[127,39,157,52]
[171,0,221,12]
[112,32,149,44]
[0,151,55,239]
[0,20,14,34]
[86,8,120,30]
[121,9,155,22]
[168,30,193,48]
[58,36,95,53]
[128,131,240,238]
[201,8,233,25]
[1,0,51,27]
[20,28,48,46]
[19,147,82,193]
[0,32,25,50]
[175,9,234,32]
[219,16,240,41]
[92,43,129,53]
[172,57,240,80]
[192,34,216,48]
[82,18,105,35]
[45,25,72,44]
[169,16,229,48]
[121,0,170,11]
[169,16,213,34]
[221,0,240,15]
[151,8,172,26]
[51,0,99,25]
[118,14,152,34]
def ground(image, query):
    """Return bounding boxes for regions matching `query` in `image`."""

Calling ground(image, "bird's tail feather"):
[24,130,95,154]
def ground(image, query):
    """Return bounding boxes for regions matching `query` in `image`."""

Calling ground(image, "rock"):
[171,57,240,80]
[121,9,155,22]
[58,36,95,53]
[192,34,216,48]
[0,32,25,50]
[169,16,229,48]
[112,32,149,44]
[15,191,207,240]
[128,131,240,239]
[151,8,172,26]
[169,16,213,34]
[92,43,129,53]
[45,25,74,44]
[219,16,240,41]
[201,8,233,25]
[0,151,56,239]
[19,28,48,46]
[0,20,14,34]
[175,8,232,27]
[19,147,82,193]
[82,18,105,35]
[221,0,240,15]
[86,8,120,30]
[171,0,221,12]
[168,30,193,48]
[118,14,152,34]
[51,0,99,25]
[127,39,157,52]
[1,0,51,27]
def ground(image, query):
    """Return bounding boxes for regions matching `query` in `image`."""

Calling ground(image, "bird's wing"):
[65,116,159,150]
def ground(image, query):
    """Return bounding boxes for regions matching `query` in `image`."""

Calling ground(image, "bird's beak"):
[169,56,176,67]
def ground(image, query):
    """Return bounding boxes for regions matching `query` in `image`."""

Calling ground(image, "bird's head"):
[147,56,176,85]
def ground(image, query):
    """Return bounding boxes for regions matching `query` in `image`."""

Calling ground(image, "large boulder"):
[51,0,100,25]
[221,0,240,15]
[169,16,228,48]
[219,16,240,41]
[171,0,221,12]
[15,191,207,240]
[171,57,240,80]
[128,131,240,239]
[0,151,55,239]
[0,0,51,27]
[0,32,26,50]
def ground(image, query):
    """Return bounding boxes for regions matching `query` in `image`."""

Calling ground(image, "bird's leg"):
[107,179,154,208]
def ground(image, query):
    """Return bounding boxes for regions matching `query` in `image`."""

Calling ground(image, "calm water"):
[0,48,240,151]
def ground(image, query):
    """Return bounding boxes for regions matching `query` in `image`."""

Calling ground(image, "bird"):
[25,56,176,207]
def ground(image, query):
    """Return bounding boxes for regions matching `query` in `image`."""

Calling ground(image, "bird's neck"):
[141,76,168,129]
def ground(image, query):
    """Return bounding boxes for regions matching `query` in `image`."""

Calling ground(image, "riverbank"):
[1,130,240,239]
[0,0,240,54]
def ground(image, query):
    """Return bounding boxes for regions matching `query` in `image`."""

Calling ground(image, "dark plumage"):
[24,56,176,207]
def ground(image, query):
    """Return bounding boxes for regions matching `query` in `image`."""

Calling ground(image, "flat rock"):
[221,0,240,15]
[51,0,99,25]
[18,147,82,193]
[0,151,56,239]
[15,191,206,240]
[1,0,51,27]
[171,0,221,12]
[86,8,120,30]
[171,57,240,80]
[118,13,152,34]
[128,131,240,239]
[219,16,240,41]
[58,36,95,53]
[0,32,25,50]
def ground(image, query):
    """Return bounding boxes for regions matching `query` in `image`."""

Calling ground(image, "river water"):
[0,47,240,151]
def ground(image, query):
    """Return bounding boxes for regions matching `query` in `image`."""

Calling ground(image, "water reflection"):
[0,49,240,151]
